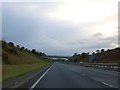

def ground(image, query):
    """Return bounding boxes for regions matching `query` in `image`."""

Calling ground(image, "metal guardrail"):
[72,62,120,71]
[85,63,120,71]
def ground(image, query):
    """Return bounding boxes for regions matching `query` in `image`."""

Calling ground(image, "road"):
[20,62,119,89]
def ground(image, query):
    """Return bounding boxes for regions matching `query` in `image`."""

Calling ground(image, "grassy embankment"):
[75,48,119,64]
[0,41,2,83]
[2,41,51,82]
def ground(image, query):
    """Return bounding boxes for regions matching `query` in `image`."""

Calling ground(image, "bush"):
[20,47,25,50]
[16,45,20,48]
[8,42,14,46]
[31,49,36,54]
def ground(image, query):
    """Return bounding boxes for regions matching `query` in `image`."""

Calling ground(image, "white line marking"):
[102,82,113,87]
[29,65,53,90]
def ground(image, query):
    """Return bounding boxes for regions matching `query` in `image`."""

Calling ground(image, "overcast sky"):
[2,0,119,56]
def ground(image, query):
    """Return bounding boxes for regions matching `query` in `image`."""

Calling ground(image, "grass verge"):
[2,61,50,82]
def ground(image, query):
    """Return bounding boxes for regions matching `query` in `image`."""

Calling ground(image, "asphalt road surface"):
[20,62,119,89]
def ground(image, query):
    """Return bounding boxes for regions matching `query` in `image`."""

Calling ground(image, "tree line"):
[72,49,108,62]
[2,40,46,57]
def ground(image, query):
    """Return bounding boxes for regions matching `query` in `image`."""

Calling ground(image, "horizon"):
[1,40,119,56]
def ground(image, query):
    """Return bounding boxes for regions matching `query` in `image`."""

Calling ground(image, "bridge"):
[46,55,71,61]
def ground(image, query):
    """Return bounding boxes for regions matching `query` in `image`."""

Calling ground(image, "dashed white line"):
[29,65,53,90]
[102,82,113,87]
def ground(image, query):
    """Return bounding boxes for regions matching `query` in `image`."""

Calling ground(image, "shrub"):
[20,47,25,50]
[8,42,14,46]
[16,45,20,48]
[31,49,36,54]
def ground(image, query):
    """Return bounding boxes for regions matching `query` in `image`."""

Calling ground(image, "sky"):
[1,0,119,56]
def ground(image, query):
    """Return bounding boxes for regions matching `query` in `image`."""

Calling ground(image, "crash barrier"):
[85,63,120,71]
[71,62,119,71]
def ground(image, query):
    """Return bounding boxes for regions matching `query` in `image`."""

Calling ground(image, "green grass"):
[0,65,2,83]
[2,41,45,65]
[2,61,50,82]
[1,41,51,82]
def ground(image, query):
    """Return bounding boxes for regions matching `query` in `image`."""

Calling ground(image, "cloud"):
[45,0,118,23]
[2,1,118,55]
[92,32,103,37]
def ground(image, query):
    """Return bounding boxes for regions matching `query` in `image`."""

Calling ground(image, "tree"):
[96,50,100,53]
[92,52,95,55]
[87,52,89,55]
[81,52,88,58]
[20,47,25,50]
[101,49,105,53]
[36,51,40,55]
[42,53,46,56]
[31,49,36,54]
[107,49,111,51]
[72,53,78,62]
[9,42,14,46]
[16,45,20,48]
[25,48,28,51]
[28,50,30,52]
[39,52,43,57]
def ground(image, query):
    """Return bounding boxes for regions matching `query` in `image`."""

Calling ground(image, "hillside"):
[95,48,120,63]
[2,41,48,64]
[1,41,50,82]
[72,48,119,64]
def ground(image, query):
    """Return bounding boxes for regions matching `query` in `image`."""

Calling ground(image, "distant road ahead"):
[27,62,119,88]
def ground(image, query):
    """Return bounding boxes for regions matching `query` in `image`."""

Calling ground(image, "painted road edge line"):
[102,82,113,87]
[29,65,53,90]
